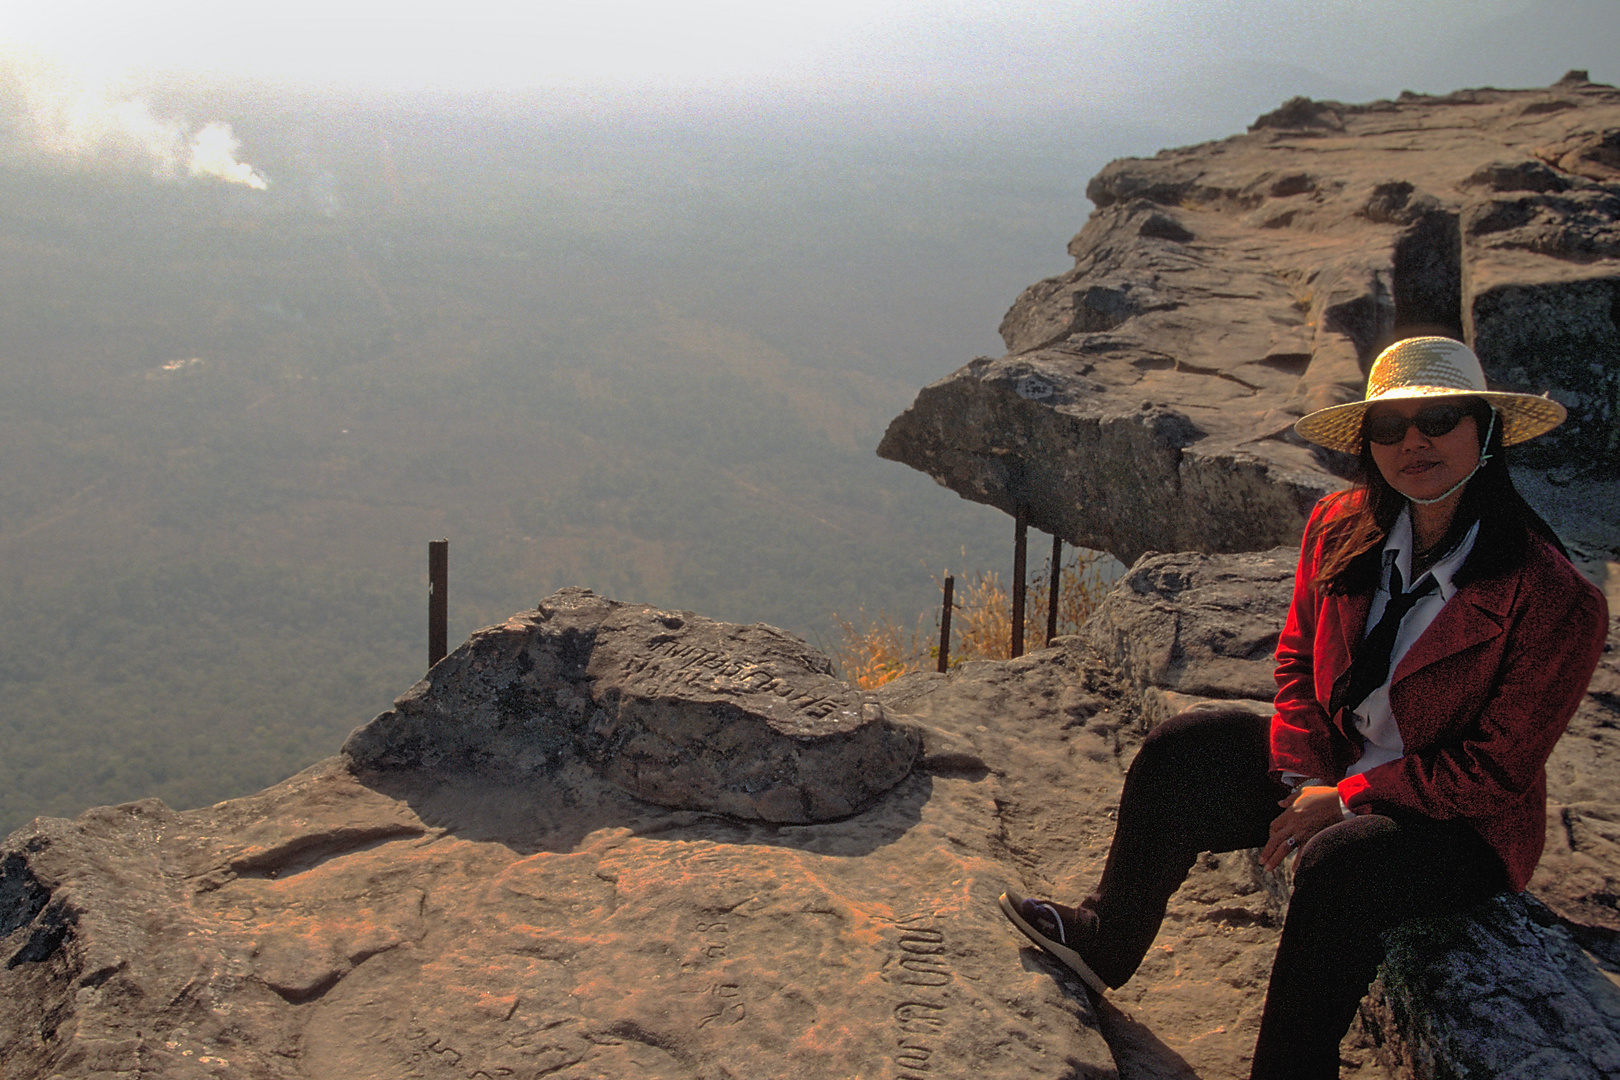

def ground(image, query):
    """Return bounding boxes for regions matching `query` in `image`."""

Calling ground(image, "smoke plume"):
[4,56,269,189]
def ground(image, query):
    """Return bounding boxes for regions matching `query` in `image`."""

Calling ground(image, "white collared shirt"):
[1347,508,1479,776]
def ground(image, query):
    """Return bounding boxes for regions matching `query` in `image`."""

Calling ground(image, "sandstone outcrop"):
[5,568,1617,1079]
[7,76,1620,1080]
[0,590,1116,1080]
[342,588,917,825]
[878,73,1620,567]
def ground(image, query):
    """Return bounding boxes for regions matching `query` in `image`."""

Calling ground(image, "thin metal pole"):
[937,574,954,673]
[428,539,448,670]
[1046,533,1063,646]
[1011,509,1027,659]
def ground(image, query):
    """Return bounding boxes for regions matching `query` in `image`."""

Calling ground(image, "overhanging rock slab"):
[880,77,1620,566]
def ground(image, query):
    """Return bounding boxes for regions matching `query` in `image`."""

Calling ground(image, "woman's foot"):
[999,889,1108,995]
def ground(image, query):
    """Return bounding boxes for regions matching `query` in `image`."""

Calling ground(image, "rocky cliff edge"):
[879,73,1620,570]
[3,570,1617,1080]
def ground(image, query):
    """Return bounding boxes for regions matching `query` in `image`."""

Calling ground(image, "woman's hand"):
[1261,786,1344,871]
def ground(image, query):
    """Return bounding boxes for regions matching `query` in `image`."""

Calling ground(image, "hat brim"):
[1294,386,1567,453]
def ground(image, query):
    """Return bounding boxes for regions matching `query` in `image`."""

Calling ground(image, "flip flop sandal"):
[999,889,1108,995]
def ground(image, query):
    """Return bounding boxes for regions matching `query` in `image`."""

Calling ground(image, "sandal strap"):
[1018,897,1094,947]
[1029,901,1069,945]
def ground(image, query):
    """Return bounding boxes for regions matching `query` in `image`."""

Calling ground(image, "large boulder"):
[1363,893,1620,1080]
[343,587,918,824]
[1080,547,1297,728]
[879,74,1620,566]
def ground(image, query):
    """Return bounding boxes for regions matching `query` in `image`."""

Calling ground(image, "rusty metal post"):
[428,539,448,670]
[1011,509,1027,658]
[1046,533,1063,646]
[937,574,954,673]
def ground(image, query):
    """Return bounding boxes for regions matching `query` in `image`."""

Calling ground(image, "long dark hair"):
[1313,397,1568,593]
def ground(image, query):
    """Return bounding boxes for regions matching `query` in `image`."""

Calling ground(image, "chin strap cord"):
[1408,408,1496,506]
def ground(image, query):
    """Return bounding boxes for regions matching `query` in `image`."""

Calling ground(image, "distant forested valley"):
[0,85,1125,833]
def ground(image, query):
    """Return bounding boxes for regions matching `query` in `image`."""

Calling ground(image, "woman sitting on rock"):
[999,335,1609,1080]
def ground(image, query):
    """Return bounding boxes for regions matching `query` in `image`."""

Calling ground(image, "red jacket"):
[1271,492,1609,891]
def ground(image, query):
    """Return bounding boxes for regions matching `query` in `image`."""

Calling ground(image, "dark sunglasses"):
[1362,403,1468,445]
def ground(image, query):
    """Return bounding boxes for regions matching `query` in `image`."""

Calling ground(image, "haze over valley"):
[0,0,1613,833]
[0,88,1107,831]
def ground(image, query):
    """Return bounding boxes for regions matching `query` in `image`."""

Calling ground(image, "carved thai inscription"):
[405,1025,512,1078]
[683,916,747,1031]
[886,914,953,1079]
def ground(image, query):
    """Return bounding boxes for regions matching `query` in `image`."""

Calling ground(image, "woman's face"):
[1364,398,1482,504]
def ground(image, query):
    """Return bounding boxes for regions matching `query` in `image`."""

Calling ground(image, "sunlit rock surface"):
[5,567,1617,1079]
[0,591,1116,1080]
[880,74,1620,567]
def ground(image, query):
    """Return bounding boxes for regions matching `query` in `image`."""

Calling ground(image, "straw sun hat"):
[1293,336,1567,454]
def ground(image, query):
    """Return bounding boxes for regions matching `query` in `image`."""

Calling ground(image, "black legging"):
[1078,706,1508,1080]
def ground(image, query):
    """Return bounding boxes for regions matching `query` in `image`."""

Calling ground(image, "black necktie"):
[1333,563,1440,720]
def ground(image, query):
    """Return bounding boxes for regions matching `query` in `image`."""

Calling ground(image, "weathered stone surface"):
[1080,548,1297,729]
[1535,614,1620,968]
[1362,894,1620,1080]
[3,565,1615,1080]
[0,660,1124,1079]
[880,653,1294,1080]
[343,587,919,824]
[879,76,1620,567]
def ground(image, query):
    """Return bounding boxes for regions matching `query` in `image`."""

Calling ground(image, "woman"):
[998,336,1609,1080]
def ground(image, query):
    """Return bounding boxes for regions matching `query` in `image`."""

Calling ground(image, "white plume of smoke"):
[186,121,268,189]
[6,55,268,189]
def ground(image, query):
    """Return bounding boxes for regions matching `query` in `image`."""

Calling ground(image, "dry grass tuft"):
[830,550,1118,689]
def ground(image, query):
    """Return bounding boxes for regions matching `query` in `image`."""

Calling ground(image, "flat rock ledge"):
[1,592,1134,1080]
[879,76,1620,566]
[343,586,919,824]
[2,563,1616,1079]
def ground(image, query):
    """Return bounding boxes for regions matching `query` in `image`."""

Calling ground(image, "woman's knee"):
[1293,813,1506,917]
[1131,705,1270,782]
[1293,814,1400,879]
[1139,705,1267,758]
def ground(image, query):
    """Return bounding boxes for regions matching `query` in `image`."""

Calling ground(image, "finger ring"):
[1285,837,1299,849]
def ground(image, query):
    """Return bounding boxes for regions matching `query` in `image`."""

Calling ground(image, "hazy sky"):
[3,1,1617,194]
[6,1,1616,115]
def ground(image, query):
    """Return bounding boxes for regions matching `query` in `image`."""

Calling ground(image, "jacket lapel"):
[1391,569,1517,684]
[1335,591,1371,672]
[1327,591,1372,741]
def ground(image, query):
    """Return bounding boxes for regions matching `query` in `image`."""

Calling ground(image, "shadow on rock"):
[353,757,934,860]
